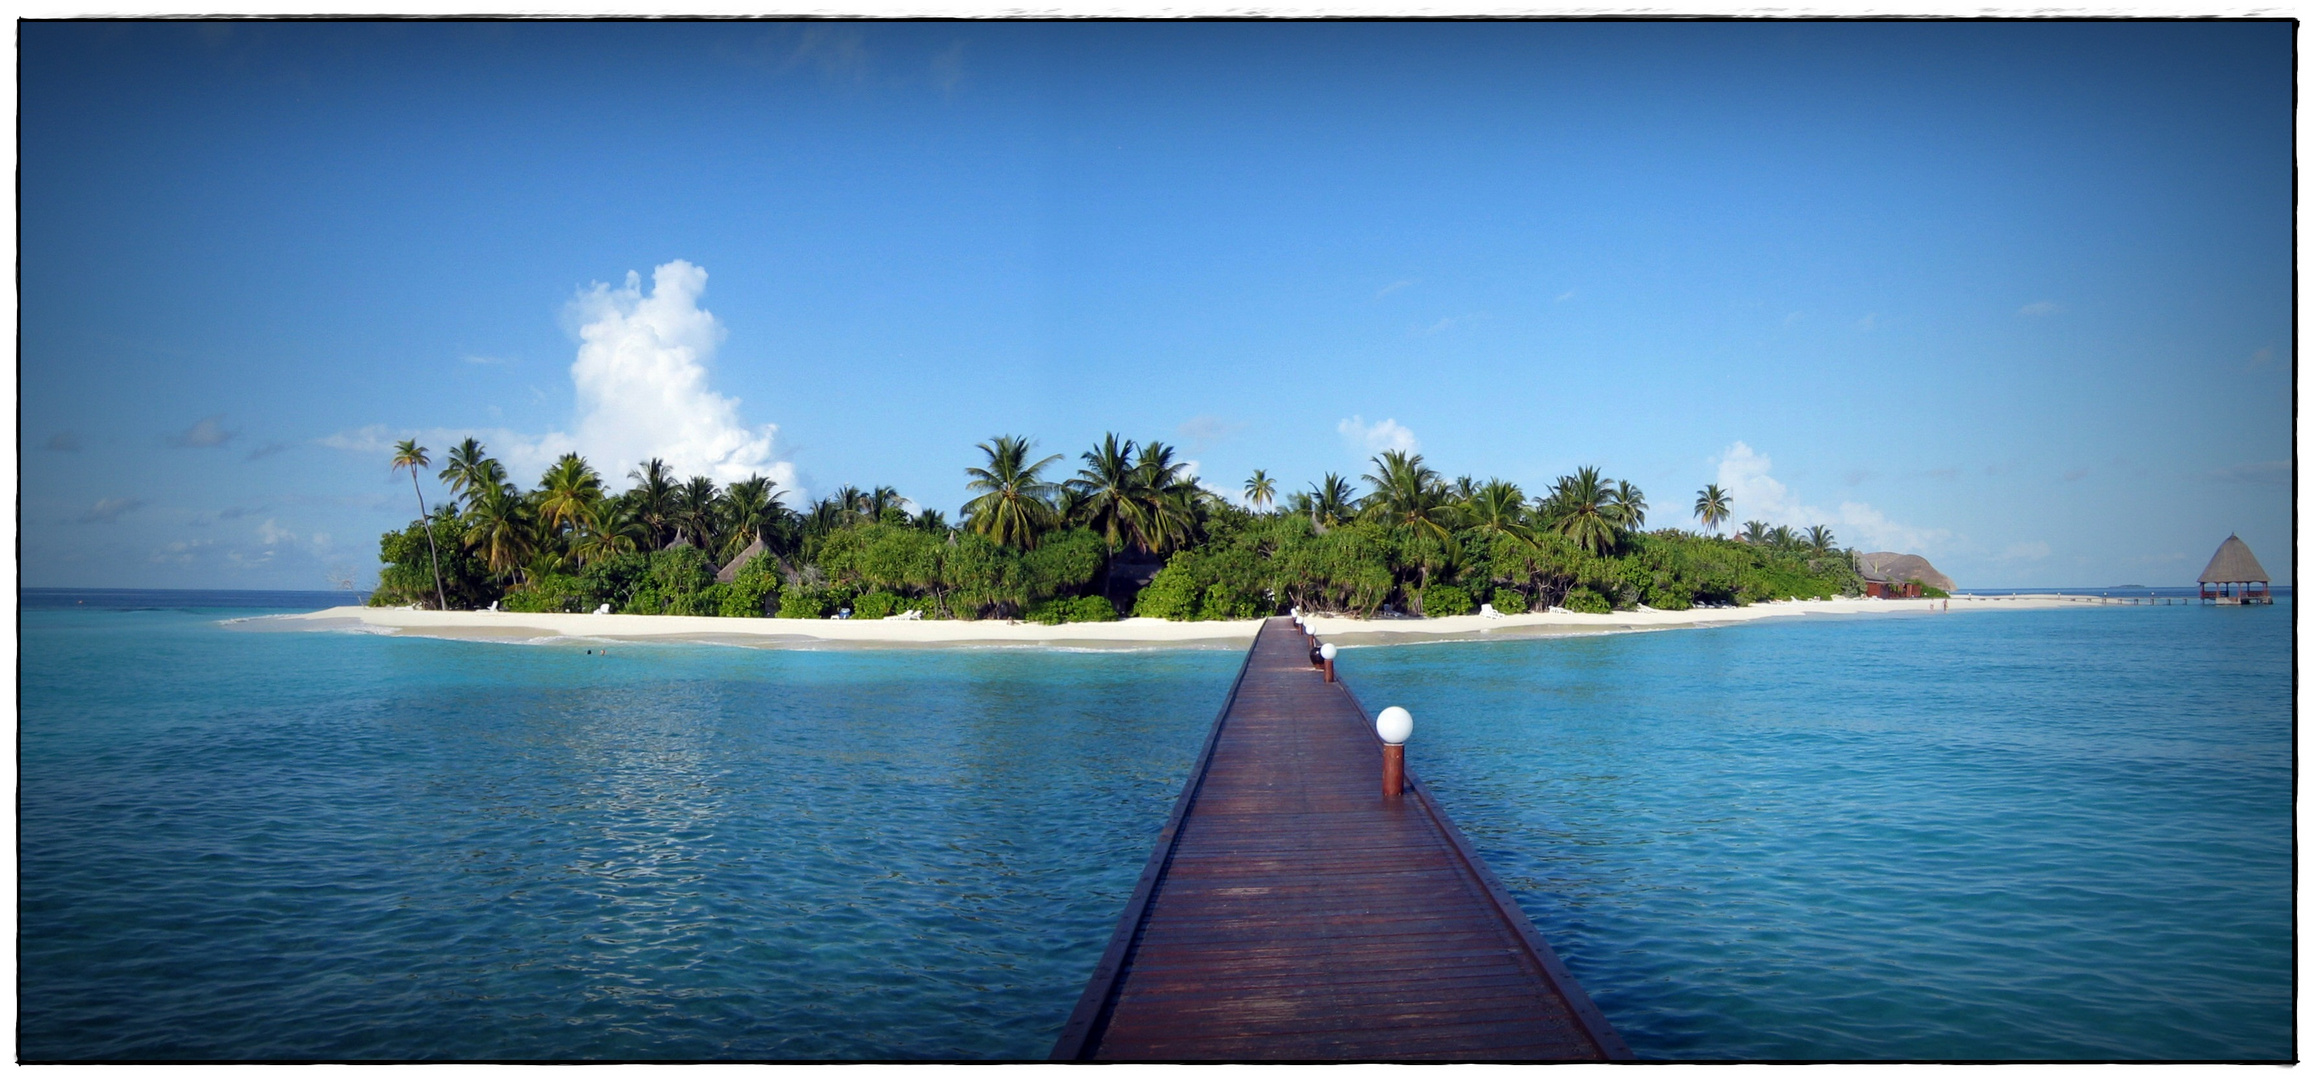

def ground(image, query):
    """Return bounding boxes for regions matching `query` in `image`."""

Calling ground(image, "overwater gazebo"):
[2197,534,2272,605]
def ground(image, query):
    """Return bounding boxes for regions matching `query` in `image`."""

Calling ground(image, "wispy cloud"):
[168,415,237,448]
[80,497,146,524]
[2017,301,2062,317]
[152,538,214,565]
[45,432,80,452]
[1998,541,2051,561]
[1375,280,1414,300]
[246,442,290,461]
[1339,415,1418,457]
[1555,290,1576,303]
[1855,313,1881,331]
[1177,415,1246,453]
[2060,467,2089,482]
[929,40,965,92]
[462,353,513,366]
[218,505,259,520]
[1714,441,1950,553]
[1841,468,1877,486]
[2209,460,2289,485]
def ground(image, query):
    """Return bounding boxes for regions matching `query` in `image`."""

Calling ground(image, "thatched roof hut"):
[2197,534,2269,585]
[716,537,768,584]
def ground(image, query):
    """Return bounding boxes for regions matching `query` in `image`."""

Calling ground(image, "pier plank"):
[1051,617,1631,1061]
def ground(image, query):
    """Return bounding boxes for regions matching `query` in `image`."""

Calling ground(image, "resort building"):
[2197,534,2273,605]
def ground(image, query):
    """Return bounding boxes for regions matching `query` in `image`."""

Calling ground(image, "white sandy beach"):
[256,594,2086,650]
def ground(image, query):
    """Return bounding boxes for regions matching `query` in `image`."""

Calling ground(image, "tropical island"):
[363,434,1947,631]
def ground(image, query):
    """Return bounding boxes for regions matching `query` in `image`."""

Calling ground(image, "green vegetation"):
[373,432,1866,619]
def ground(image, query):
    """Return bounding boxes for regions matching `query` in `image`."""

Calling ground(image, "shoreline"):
[250,594,2087,651]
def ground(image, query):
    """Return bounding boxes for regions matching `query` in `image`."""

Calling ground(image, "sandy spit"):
[250,594,2084,651]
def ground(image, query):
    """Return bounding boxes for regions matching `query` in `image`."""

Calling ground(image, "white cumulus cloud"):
[1339,415,1418,457]
[318,260,799,497]
[1714,441,1950,554]
[562,261,796,490]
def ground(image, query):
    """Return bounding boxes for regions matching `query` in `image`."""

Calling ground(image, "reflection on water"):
[20,599,2292,1060]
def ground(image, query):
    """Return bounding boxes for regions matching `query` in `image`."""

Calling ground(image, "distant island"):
[370,434,1949,623]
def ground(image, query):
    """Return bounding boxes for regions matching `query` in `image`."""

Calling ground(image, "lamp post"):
[1320,642,1337,682]
[1376,705,1412,798]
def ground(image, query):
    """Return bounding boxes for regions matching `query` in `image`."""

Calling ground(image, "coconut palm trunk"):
[392,439,448,610]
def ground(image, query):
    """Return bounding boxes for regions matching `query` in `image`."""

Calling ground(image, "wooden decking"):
[1052,617,1631,1062]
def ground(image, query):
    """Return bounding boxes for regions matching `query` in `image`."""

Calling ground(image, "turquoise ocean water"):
[19,591,2293,1060]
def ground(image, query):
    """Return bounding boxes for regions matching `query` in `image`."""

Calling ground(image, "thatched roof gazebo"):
[716,537,768,584]
[2197,534,2272,605]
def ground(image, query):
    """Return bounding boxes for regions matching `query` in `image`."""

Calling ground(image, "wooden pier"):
[1052,617,1630,1062]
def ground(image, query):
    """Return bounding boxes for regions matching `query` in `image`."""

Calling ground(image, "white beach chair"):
[594,603,611,615]
[1479,603,1504,619]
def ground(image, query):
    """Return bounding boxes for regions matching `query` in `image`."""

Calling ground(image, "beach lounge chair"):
[1479,603,1504,619]
[594,603,611,615]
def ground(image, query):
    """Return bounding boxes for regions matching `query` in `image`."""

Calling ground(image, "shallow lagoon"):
[19,594,2291,1060]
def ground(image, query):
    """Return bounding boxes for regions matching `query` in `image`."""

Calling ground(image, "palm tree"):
[626,459,679,546]
[1359,450,1458,544]
[536,453,604,539]
[1538,466,1623,556]
[1738,520,1771,544]
[962,435,1063,549]
[1806,524,1837,554]
[674,476,721,550]
[437,437,492,511]
[1613,480,1647,530]
[390,439,448,610]
[1066,433,1142,550]
[1463,479,1533,542]
[1132,441,1200,554]
[464,487,538,583]
[1243,469,1276,513]
[1766,524,1798,550]
[574,498,650,566]
[1307,474,1358,529]
[829,486,869,525]
[720,475,785,558]
[1693,484,1732,534]
[910,507,949,534]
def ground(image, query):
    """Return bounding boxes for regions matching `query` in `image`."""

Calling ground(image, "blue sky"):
[21,21,2293,589]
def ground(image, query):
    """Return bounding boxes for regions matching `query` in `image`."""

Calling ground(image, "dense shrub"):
[1027,594,1120,624]
[719,552,781,617]
[1563,586,1612,614]
[852,590,911,620]
[373,513,498,609]
[502,573,587,613]
[776,587,830,619]
[1420,583,1475,617]
[1131,556,1204,620]
[1489,588,1528,614]
[578,551,650,613]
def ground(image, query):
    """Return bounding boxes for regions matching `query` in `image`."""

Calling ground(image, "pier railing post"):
[1320,643,1337,682]
[1376,706,1411,798]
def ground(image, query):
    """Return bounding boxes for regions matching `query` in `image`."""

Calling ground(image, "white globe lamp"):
[1375,705,1412,746]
